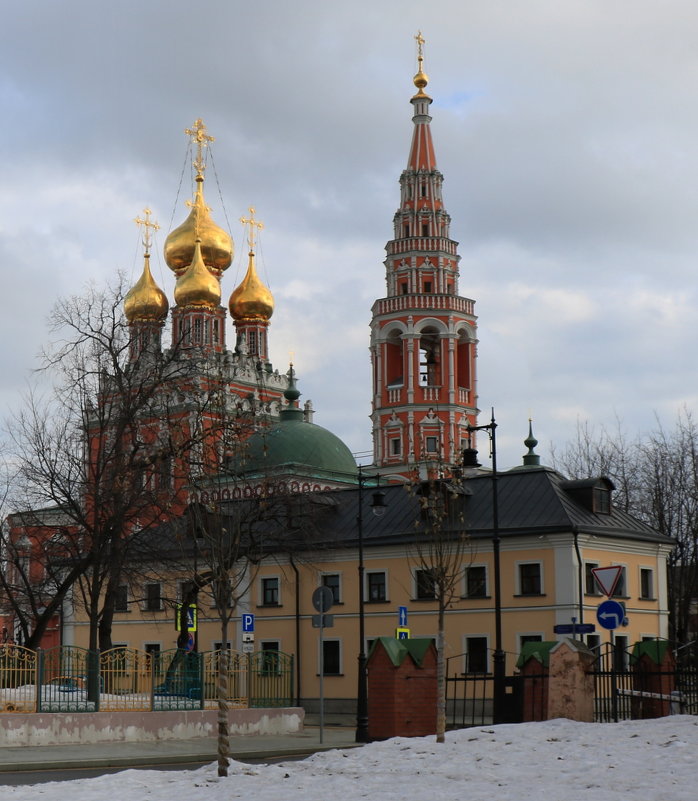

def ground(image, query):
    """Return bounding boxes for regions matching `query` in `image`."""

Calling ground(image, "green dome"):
[240,414,357,478]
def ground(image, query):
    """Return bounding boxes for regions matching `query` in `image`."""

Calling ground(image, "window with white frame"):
[115,584,128,612]
[321,640,341,675]
[585,562,601,595]
[367,571,387,603]
[517,562,543,596]
[415,568,436,600]
[611,566,628,598]
[464,636,489,673]
[321,573,341,604]
[640,568,655,600]
[518,633,543,653]
[260,576,280,606]
[464,565,487,598]
[144,582,162,611]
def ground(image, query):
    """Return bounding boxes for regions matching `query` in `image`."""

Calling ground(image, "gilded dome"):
[124,254,169,323]
[229,250,274,321]
[164,176,233,276]
[173,240,221,308]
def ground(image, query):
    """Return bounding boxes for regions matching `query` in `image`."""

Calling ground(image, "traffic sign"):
[596,599,626,630]
[312,586,334,613]
[242,613,255,633]
[312,614,334,628]
[553,623,596,635]
[241,642,254,654]
[591,566,623,597]
[175,603,197,632]
[398,606,408,627]
[396,627,410,640]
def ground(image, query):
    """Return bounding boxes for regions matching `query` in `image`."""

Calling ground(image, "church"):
[1,40,673,714]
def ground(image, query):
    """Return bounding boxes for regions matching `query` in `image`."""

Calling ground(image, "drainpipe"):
[290,554,301,706]
[572,526,584,625]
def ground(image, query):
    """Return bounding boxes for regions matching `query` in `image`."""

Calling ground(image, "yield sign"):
[591,565,623,597]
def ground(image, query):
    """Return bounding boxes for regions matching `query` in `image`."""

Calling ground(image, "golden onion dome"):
[413,68,429,93]
[174,239,221,308]
[124,254,169,323]
[229,250,274,321]
[164,176,233,276]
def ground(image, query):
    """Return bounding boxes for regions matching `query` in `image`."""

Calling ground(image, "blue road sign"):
[398,606,408,627]
[553,623,596,635]
[596,599,626,630]
[242,613,255,633]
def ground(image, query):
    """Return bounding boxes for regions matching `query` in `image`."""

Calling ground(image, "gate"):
[37,646,97,712]
[0,645,37,712]
[100,647,154,711]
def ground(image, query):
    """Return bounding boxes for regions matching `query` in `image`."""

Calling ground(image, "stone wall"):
[0,706,303,747]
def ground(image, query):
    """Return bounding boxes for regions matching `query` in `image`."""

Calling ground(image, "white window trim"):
[515,560,544,596]
[517,632,546,653]
[463,633,490,673]
[584,561,602,596]
[320,572,342,604]
[463,563,489,598]
[611,564,629,598]
[318,638,342,676]
[365,569,389,603]
[259,574,281,606]
[413,567,437,600]
[638,565,655,600]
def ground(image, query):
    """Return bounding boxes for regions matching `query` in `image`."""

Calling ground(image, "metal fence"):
[0,644,293,713]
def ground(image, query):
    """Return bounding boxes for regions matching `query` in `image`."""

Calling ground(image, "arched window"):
[419,328,441,386]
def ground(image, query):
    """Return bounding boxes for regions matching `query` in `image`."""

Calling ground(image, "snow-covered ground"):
[5,716,697,800]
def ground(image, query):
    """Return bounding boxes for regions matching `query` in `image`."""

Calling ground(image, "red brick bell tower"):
[371,35,478,479]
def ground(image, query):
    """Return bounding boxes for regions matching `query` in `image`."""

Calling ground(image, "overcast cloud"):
[2,0,698,468]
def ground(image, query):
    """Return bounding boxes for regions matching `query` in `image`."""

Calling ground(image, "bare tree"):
[4,278,188,651]
[407,474,471,743]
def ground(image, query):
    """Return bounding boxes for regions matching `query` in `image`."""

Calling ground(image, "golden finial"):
[240,206,264,252]
[185,118,215,179]
[134,207,160,256]
[413,31,430,96]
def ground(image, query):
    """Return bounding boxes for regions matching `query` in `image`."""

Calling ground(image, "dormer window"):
[594,487,611,514]
[560,477,614,515]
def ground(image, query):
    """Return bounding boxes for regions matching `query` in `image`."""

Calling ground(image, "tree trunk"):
[217,618,230,777]
[436,603,446,743]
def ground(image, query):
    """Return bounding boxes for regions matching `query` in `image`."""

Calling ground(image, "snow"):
[5,716,698,800]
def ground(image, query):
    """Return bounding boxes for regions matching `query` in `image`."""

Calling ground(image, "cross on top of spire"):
[415,30,425,70]
[240,206,264,252]
[134,207,160,255]
[185,118,214,178]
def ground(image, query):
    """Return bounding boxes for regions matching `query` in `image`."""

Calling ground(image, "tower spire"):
[369,38,478,478]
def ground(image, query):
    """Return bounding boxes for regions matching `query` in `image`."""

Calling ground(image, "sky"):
[5,716,698,800]
[2,0,698,469]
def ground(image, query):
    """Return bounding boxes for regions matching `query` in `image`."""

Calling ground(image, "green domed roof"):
[242,415,357,478]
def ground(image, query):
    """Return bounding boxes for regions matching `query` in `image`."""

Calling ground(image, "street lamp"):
[464,409,505,725]
[355,465,386,743]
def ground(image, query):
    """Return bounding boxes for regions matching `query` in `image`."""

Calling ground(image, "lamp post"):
[355,465,386,743]
[465,409,505,725]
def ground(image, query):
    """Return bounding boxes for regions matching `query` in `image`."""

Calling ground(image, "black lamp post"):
[355,465,386,743]
[465,409,505,725]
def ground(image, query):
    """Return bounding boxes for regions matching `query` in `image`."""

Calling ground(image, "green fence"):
[0,645,293,713]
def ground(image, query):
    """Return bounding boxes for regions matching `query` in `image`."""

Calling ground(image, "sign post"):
[312,586,335,743]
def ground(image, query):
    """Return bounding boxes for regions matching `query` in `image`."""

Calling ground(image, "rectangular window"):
[321,640,341,675]
[640,568,654,600]
[193,317,202,344]
[415,569,436,600]
[212,319,220,344]
[367,571,387,603]
[145,582,162,611]
[144,643,161,673]
[390,438,401,456]
[423,280,432,292]
[261,577,280,606]
[612,567,627,598]
[260,641,280,675]
[585,562,601,595]
[594,487,611,514]
[614,635,629,671]
[425,436,438,453]
[115,585,128,612]
[518,563,542,596]
[421,224,429,237]
[587,634,601,653]
[322,573,341,604]
[519,634,543,652]
[400,282,408,295]
[464,566,487,598]
[465,636,488,673]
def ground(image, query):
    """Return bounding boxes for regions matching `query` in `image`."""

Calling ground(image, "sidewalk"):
[0,719,360,773]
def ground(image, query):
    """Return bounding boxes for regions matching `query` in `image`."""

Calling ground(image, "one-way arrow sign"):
[596,599,626,630]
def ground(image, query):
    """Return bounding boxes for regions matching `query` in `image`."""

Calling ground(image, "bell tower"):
[370,34,478,478]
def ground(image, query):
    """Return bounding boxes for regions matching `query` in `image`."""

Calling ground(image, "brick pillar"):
[517,641,555,722]
[367,637,437,740]
[632,640,676,719]
[547,639,596,722]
